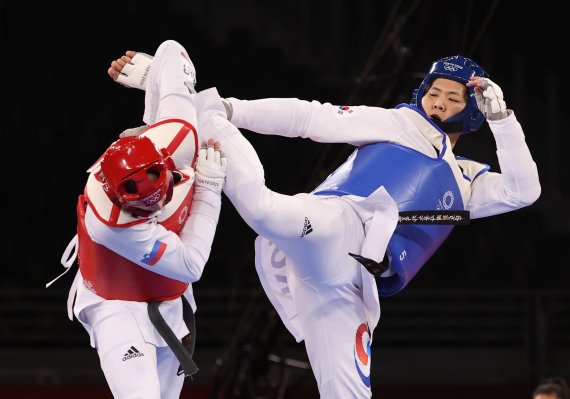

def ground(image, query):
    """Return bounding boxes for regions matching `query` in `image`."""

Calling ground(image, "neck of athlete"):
[448,133,460,149]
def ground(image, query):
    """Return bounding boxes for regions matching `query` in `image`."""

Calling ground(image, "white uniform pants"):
[82,302,185,399]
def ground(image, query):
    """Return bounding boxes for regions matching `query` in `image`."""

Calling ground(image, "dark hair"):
[533,377,570,399]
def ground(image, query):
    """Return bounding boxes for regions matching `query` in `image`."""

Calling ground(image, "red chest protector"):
[77,119,198,302]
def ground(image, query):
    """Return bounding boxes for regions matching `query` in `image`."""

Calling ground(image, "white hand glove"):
[195,143,227,194]
[117,53,153,91]
[474,78,508,120]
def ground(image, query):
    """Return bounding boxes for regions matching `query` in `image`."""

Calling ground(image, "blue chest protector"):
[313,143,465,296]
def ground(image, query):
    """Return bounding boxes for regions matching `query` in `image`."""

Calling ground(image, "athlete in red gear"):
[59,41,227,399]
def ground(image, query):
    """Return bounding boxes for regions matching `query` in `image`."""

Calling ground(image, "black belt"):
[397,210,470,225]
[147,295,199,378]
[349,210,470,276]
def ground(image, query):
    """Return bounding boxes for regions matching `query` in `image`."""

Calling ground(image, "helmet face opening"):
[100,136,174,213]
[410,55,489,134]
[118,165,168,206]
[124,179,138,194]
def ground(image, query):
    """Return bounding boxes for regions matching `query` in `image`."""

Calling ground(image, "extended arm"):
[226,97,420,147]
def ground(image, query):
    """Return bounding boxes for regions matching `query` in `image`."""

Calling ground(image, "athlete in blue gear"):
[109,49,541,398]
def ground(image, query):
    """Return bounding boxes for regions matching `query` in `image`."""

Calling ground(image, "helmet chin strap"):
[430,105,469,135]
[128,206,159,218]
[431,119,464,134]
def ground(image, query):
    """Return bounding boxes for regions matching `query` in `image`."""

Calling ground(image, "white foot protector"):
[116,52,153,91]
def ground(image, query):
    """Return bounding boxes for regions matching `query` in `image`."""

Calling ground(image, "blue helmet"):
[410,55,489,134]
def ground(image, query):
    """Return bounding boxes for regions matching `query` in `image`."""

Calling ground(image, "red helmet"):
[100,136,175,214]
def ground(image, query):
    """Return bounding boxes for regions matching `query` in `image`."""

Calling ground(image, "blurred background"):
[2,0,568,398]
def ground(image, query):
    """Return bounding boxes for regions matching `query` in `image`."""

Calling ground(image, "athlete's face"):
[421,78,468,123]
[131,194,168,213]
[125,169,172,213]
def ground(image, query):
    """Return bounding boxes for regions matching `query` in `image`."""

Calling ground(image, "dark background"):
[2,1,568,398]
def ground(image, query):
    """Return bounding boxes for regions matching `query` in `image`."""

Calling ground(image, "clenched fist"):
[467,77,508,121]
[195,139,227,194]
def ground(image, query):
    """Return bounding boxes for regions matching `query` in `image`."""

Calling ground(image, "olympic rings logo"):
[443,62,463,72]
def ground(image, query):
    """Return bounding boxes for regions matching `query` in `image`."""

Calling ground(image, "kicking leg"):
[198,93,367,285]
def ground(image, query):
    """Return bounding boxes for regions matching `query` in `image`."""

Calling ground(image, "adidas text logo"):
[300,217,313,238]
[122,346,145,361]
